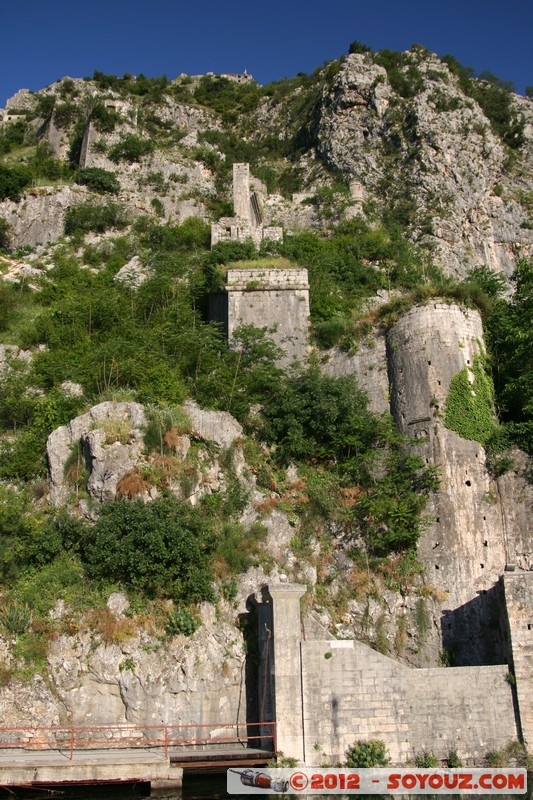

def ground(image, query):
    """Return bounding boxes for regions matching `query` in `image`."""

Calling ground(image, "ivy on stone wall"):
[444,354,497,445]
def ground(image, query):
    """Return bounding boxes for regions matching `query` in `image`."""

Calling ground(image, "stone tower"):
[233,163,252,223]
[387,303,532,665]
[211,163,283,247]
[209,264,310,366]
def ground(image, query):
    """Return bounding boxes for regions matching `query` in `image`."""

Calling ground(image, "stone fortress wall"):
[209,169,310,363]
[254,584,522,766]
[225,267,310,365]
[228,280,532,763]
[387,304,532,666]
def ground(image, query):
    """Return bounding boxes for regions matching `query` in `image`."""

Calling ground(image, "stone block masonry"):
[388,304,509,665]
[500,573,533,748]
[225,268,310,365]
[211,163,283,247]
[257,584,519,766]
[301,640,515,766]
[233,163,252,222]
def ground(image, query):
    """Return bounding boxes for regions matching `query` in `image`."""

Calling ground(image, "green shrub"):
[486,453,514,478]
[109,134,154,163]
[260,365,439,554]
[81,497,215,603]
[0,164,32,201]
[486,749,506,768]
[348,40,372,55]
[0,601,31,635]
[0,219,13,251]
[212,521,267,576]
[192,75,262,116]
[345,739,389,768]
[33,94,56,121]
[13,630,50,677]
[53,102,79,128]
[374,49,424,98]
[64,201,129,234]
[315,315,351,348]
[415,750,438,767]
[166,608,200,637]
[444,354,498,445]
[440,56,525,148]
[75,167,120,194]
[260,366,372,466]
[90,102,120,133]
[0,119,27,154]
[220,579,238,602]
[151,197,164,217]
[447,749,463,768]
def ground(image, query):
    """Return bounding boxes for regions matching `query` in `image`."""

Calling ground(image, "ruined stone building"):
[211,163,283,247]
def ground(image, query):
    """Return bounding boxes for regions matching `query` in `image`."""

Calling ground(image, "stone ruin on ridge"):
[209,163,308,365]
[210,163,283,247]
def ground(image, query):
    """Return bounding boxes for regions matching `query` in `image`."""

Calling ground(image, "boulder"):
[46,401,147,506]
[182,400,243,448]
[114,256,152,289]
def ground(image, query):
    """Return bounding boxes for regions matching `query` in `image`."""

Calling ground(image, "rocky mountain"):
[0,44,531,756]
[1,48,531,273]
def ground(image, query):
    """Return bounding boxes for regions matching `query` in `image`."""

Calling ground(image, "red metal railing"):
[0,721,276,761]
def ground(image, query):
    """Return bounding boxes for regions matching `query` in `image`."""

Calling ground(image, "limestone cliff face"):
[2,51,531,260]
[0,186,90,248]
[0,600,247,731]
[316,53,533,277]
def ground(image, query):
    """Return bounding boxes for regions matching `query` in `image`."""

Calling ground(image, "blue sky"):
[1,0,532,106]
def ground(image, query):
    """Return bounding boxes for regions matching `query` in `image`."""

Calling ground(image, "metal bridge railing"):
[0,721,276,761]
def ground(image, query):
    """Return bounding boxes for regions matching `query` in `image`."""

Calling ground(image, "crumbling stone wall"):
[211,163,283,247]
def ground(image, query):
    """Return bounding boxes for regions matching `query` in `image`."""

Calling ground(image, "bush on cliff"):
[260,365,439,554]
[64,201,129,234]
[81,497,215,602]
[75,167,120,194]
[0,164,32,202]
[108,134,154,163]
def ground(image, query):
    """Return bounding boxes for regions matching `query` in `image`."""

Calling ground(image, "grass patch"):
[225,257,295,271]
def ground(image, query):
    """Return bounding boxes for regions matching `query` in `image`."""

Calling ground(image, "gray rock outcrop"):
[316,52,533,277]
[0,187,89,249]
[182,400,243,448]
[46,401,147,506]
[0,344,35,374]
[114,256,152,289]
